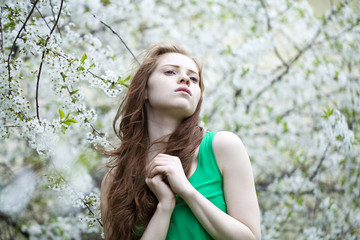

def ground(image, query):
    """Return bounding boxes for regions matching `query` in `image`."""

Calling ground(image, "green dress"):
[166,131,227,239]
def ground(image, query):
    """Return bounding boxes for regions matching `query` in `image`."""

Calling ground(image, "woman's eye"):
[165,70,175,75]
[190,77,199,83]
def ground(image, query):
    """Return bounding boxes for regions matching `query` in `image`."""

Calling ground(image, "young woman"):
[100,43,261,240]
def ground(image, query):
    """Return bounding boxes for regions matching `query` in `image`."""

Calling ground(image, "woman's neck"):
[146,112,181,159]
[147,117,180,143]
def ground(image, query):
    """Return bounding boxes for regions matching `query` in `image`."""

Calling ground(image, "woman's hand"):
[146,174,175,210]
[142,174,176,240]
[147,153,194,197]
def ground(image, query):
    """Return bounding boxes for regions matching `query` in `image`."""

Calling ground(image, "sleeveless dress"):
[166,131,227,239]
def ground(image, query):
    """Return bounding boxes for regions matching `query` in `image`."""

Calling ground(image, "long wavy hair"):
[104,43,205,239]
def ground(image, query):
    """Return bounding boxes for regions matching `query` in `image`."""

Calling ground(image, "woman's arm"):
[147,131,261,240]
[100,170,114,238]
[140,175,175,240]
[182,131,261,240]
[100,170,175,240]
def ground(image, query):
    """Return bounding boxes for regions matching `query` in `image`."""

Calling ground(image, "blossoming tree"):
[1,0,359,239]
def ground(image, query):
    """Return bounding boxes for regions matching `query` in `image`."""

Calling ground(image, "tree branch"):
[260,0,271,31]
[6,0,40,92]
[91,13,140,65]
[260,0,289,69]
[256,168,297,191]
[254,88,346,126]
[56,175,103,227]
[36,6,52,31]
[273,45,288,68]
[50,50,118,150]
[320,17,360,44]
[245,1,350,113]
[309,143,331,181]
[245,66,289,113]
[87,69,123,90]
[81,197,103,227]
[49,0,62,37]
[35,0,64,125]
[274,141,332,231]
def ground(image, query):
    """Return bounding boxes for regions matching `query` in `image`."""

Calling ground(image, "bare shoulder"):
[100,168,116,213]
[101,167,116,186]
[212,131,250,174]
[212,131,247,158]
[212,131,245,149]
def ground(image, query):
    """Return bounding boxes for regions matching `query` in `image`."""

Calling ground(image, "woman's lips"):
[175,87,192,96]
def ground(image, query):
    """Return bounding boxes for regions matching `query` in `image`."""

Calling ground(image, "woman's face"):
[145,53,201,121]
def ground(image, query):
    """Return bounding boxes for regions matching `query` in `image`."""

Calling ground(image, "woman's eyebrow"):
[161,64,199,75]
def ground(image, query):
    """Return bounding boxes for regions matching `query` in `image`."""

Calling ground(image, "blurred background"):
[1,0,359,239]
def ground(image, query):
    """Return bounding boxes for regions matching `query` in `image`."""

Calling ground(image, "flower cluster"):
[322,109,355,153]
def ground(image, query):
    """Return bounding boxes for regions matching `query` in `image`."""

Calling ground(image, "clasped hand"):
[146,153,193,205]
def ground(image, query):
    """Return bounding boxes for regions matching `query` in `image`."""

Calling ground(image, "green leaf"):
[297,197,304,205]
[60,72,66,80]
[123,75,131,82]
[119,82,129,88]
[266,106,273,113]
[59,109,65,119]
[80,53,87,64]
[241,67,250,77]
[118,76,130,88]
[70,89,79,96]
[62,119,77,126]
[226,45,232,54]
[298,9,304,18]
[61,125,68,133]
[314,57,321,66]
[321,108,334,118]
[67,118,78,123]
[202,114,208,126]
[283,122,289,133]
[101,0,112,6]
[62,121,71,126]
[336,135,344,141]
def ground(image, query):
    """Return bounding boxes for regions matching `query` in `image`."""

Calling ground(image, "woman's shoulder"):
[100,167,117,209]
[212,131,245,150]
[101,167,116,187]
[211,131,249,173]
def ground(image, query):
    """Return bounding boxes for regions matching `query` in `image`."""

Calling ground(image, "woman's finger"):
[147,159,170,175]
[148,165,170,178]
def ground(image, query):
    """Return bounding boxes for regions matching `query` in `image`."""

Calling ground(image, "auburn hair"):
[103,43,205,239]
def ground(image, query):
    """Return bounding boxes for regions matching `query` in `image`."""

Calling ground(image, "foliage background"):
[1,0,359,239]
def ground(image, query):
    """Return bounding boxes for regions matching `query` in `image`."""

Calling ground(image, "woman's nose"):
[178,73,190,86]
